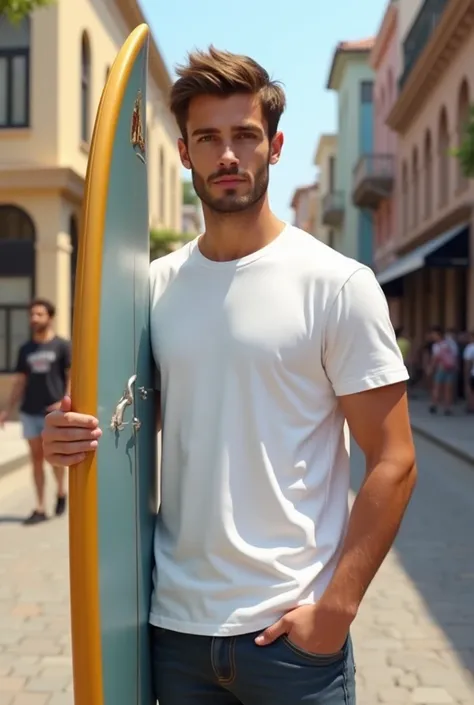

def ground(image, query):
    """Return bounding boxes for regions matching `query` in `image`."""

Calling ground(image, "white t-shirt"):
[148,224,408,637]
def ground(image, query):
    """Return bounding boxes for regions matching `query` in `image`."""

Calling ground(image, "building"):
[353,1,399,316]
[182,203,202,236]
[378,0,474,348]
[314,133,338,248]
[326,38,376,265]
[0,0,182,397]
[290,183,319,235]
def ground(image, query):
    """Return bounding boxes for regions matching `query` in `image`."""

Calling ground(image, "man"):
[429,326,458,415]
[463,330,474,413]
[42,47,417,705]
[0,298,71,525]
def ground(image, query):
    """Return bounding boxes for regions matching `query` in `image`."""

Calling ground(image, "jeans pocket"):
[280,634,347,666]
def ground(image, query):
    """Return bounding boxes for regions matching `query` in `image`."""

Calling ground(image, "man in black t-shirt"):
[0,298,71,525]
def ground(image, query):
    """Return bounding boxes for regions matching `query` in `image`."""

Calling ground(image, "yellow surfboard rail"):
[69,23,150,705]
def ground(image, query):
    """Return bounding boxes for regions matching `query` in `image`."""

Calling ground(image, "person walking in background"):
[429,326,458,415]
[0,298,71,525]
[463,331,474,413]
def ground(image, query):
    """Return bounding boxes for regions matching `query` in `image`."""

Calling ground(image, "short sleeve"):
[62,340,72,369]
[15,345,28,375]
[463,344,474,362]
[323,267,409,397]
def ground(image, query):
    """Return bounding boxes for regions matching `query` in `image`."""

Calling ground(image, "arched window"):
[0,205,36,371]
[424,130,433,220]
[159,147,165,223]
[438,107,449,208]
[402,161,409,236]
[81,32,91,143]
[0,16,30,128]
[457,79,470,192]
[412,147,419,228]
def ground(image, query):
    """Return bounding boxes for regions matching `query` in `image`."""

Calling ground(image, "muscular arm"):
[321,382,417,616]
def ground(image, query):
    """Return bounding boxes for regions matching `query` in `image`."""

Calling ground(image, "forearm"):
[5,382,25,414]
[321,458,417,615]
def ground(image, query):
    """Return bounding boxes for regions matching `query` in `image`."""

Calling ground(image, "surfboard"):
[68,24,157,705]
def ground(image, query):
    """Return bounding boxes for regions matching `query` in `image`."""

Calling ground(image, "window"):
[81,33,91,143]
[438,107,449,208]
[0,16,30,128]
[360,81,373,104]
[457,79,470,192]
[0,205,35,372]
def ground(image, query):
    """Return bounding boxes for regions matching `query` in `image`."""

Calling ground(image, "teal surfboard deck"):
[69,25,156,705]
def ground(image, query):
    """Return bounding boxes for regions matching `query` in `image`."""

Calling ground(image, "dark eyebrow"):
[191,124,264,138]
[191,127,220,137]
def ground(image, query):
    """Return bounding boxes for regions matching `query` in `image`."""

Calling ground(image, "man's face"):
[178,93,283,214]
[30,305,51,333]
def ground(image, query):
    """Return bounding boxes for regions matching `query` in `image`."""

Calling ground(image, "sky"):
[141,0,388,223]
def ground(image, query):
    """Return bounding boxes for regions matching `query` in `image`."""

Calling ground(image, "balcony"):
[322,191,344,227]
[399,0,448,89]
[352,154,395,209]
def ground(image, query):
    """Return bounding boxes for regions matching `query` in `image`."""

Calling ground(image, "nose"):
[219,144,238,169]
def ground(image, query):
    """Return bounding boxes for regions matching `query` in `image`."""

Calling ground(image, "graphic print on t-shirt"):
[26,349,58,375]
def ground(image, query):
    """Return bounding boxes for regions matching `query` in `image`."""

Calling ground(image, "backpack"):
[437,341,457,371]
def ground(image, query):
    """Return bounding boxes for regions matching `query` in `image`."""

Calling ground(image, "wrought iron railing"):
[322,191,345,215]
[353,154,394,187]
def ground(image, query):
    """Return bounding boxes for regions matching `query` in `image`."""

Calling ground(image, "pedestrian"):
[463,330,474,413]
[42,47,417,705]
[0,298,71,525]
[429,326,458,415]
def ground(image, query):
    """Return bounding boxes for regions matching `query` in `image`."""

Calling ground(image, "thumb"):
[60,396,72,413]
[254,618,287,646]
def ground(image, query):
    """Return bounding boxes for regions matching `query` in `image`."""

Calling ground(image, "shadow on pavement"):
[0,514,27,524]
[350,433,474,677]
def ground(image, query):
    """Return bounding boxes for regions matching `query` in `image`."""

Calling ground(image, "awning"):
[377,222,470,286]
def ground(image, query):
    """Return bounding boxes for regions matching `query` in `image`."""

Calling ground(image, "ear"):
[178,138,192,170]
[269,131,284,166]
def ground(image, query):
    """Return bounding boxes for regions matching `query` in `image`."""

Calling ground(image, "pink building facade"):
[371,1,399,273]
[379,0,474,346]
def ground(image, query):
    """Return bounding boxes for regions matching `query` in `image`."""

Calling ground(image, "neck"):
[199,195,286,262]
[33,328,54,343]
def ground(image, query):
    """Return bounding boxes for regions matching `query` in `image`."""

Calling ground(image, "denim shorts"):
[19,413,46,440]
[433,368,456,385]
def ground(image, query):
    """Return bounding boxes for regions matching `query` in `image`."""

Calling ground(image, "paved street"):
[0,434,473,704]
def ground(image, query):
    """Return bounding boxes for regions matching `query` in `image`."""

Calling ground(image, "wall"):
[396,29,474,251]
[373,4,400,269]
[336,59,375,261]
[315,136,337,246]
[0,9,60,166]
[56,0,181,231]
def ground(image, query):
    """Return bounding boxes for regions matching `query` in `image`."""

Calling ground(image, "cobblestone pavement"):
[0,434,473,704]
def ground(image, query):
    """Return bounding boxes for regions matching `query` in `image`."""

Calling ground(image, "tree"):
[182,180,198,206]
[0,0,53,22]
[150,228,193,260]
[452,104,474,179]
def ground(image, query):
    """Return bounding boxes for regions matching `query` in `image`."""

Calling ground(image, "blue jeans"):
[151,627,356,704]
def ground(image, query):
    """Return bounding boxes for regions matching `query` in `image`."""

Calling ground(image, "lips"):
[214,177,245,185]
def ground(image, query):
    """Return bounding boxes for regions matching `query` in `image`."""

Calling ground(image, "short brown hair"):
[169,46,286,141]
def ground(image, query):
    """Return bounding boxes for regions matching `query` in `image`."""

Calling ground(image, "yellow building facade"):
[0,0,182,402]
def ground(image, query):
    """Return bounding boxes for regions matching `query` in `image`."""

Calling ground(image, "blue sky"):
[141,0,388,223]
